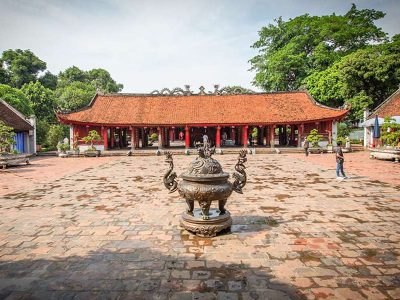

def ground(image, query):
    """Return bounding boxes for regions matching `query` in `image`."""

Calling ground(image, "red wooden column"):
[102,126,108,150]
[130,127,135,150]
[110,128,114,149]
[242,125,248,148]
[290,125,295,146]
[169,127,174,142]
[135,128,140,148]
[216,126,221,148]
[298,123,304,147]
[185,126,190,149]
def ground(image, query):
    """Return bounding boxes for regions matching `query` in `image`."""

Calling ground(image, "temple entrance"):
[190,127,216,147]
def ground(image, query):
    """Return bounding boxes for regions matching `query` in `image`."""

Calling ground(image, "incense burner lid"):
[181,156,229,182]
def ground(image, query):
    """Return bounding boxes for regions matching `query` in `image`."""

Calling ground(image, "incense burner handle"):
[232,149,247,194]
[163,151,179,193]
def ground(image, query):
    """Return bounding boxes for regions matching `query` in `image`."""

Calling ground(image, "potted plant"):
[370,117,400,162]
[306,129,325,154]
[0,121,30,169]
[57,141,70,158]
[82,130,101,157]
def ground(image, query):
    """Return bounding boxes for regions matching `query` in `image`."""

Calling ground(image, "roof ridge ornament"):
[150,85,255,96]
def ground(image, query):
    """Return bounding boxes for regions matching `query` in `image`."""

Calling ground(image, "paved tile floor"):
[0,153,399,299]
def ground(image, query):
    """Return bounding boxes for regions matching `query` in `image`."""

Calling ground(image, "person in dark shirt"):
[336,141,347,180]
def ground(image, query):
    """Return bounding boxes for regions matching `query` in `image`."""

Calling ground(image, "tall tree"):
[56,81,96,111]
[55,66,123,110]
[305,35,400,120]
[0,84,33,116]
[57,66,123,93]
[0,49,46,88]
[250,4,387,91]
[21,81,56,122]
[39,71,58,90]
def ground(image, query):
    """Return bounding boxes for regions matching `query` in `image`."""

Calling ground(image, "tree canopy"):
[305,36,400,120]
[55,66,123,111]
[21,81,56,122]
[0,49,47,88]
[0,48,123,147]
[58,66,123,93]
[250,4,399,121]
[250,4,387,91]
[0,84,33,116]
[55,81,96,111]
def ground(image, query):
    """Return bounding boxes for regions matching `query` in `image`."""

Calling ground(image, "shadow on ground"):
[0,245,303,299]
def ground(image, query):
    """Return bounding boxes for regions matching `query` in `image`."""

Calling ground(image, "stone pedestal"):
[181,209,232,237]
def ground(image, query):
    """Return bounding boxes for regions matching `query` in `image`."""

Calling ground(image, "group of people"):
[303,138,347,180]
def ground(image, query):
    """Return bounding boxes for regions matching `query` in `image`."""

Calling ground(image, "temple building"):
[56,86,349,151]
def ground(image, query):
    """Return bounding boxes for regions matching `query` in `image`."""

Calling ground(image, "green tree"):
[56,81,96,111]
[21,81,56,122]
[0,49,46,88]
[57,66,87,87]
[87,68,123,93]
[55,66,123,110]
[305,36,400,120]
[0,120,16,152]
[46,125,65,149]
[57,66,123,93]
[39,71,58,90]
[36,119,50,146]
[221,86,255,94]
[250,4,387,91]
[0,84,33,116]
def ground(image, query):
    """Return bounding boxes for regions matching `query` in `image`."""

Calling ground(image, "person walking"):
[303,138,310,157]
[336,141,347,180]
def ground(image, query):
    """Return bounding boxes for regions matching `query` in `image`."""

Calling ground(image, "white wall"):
[332,121,338,146]
[78,145,105,152]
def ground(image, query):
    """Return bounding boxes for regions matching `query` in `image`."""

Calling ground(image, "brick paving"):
[0,156,120,196]
[287,151,400,186]
[0,153,399,299]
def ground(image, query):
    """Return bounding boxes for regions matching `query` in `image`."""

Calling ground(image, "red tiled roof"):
[57,91,348,126]
[373,89,400,118]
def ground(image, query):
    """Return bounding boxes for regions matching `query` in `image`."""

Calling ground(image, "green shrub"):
[381,117,400,147]
[0,120,16,152]
[46,125,65,149]
[82,130,101,150]
[336,136,346,146]
[57,142,69,153]
[306,129,323,147]
[150,133,158,142]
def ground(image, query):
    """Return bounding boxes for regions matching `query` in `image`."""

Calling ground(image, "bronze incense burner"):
[163,143,247,237]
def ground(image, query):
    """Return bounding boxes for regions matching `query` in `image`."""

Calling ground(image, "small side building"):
[0,99,36,154]
[363,88,400,147]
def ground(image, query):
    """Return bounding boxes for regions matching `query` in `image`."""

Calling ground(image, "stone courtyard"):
[0,153,399,299]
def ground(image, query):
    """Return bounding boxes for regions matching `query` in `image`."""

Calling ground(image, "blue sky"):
[0,0,399,92]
